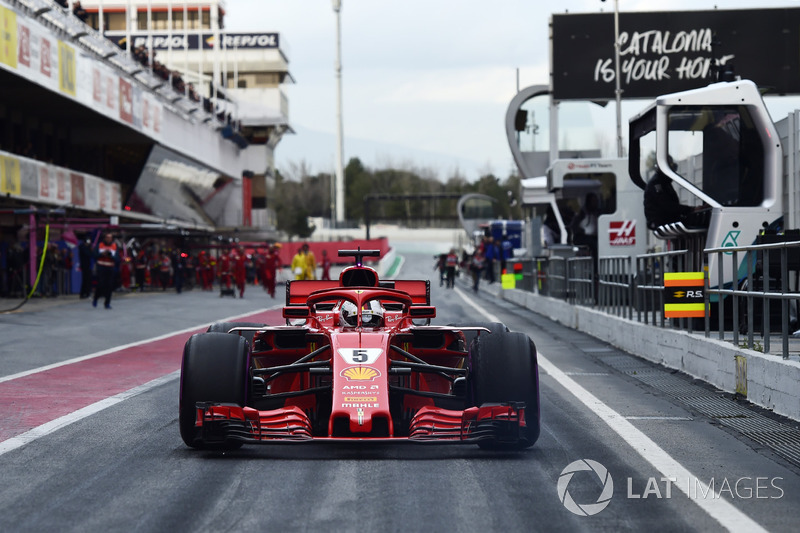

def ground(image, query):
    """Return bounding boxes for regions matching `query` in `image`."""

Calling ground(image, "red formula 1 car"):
[179,249,540,450]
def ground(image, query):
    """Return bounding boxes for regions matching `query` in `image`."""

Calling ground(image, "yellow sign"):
[0,155,20,195]
[0,6,17,69]
[501,272,516,289]
[663,272,705,318]
[58,41,76,96]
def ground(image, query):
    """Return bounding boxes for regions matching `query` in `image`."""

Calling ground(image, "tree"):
[288,207,315,239]
[277,157,526,229]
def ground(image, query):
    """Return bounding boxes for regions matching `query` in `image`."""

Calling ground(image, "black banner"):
[107,32,279,51]
[551,8,800,100]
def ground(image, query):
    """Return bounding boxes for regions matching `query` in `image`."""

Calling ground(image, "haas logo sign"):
[609,221,635,246]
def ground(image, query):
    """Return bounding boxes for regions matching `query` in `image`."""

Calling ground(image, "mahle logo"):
[557,459,614,516]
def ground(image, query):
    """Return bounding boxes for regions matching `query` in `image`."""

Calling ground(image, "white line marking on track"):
[0,371,180,457]
[0,306,281,384]
[0,306,280,455]
[624,416,693,421]
[454,287,768,533]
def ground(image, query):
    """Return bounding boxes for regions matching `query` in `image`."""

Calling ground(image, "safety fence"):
[512,239,800,359]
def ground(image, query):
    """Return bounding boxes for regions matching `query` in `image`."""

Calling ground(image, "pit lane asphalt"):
[0,253,799,532]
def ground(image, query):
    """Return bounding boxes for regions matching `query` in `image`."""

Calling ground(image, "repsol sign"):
[551,8,800,100]
[121,32,280,51]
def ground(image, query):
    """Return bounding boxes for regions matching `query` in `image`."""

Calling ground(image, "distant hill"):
[275,124,488,181]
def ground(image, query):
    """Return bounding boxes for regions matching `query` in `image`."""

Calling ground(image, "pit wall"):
[486,283,800,422]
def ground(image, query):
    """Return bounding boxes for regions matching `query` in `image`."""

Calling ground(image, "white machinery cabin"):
[628,80,783,287]
[520,158,648,265]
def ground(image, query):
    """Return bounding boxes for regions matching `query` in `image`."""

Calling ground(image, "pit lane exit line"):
[453,287,767,533]
[0,306,281,385]
[0,372,179,456]
[0,306,283,457]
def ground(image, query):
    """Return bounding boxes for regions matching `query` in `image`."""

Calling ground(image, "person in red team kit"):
[134,248,149,291]
[217,250,232,293]
[158,251,172,290]
[197,251,212,290]
[232,245,247,298]
[263,243,281,298]
[93,232,119,309]
[320,249,332,281]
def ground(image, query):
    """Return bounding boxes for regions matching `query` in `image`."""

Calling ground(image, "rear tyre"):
[470,331,540,449]
[207,321,264,346]
[179,332,250,449]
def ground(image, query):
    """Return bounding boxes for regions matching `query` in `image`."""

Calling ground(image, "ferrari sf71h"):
[179,249,540,449]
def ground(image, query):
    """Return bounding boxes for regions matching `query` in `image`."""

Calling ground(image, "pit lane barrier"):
[468,245,800,423]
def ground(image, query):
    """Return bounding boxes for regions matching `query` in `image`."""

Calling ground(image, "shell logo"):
[340,366,381,381]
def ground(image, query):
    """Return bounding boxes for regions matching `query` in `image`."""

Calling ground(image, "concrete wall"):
[494,285,800,422]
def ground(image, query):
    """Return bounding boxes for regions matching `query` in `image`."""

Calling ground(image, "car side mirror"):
[408,305,436,319]
[283,306,310,319]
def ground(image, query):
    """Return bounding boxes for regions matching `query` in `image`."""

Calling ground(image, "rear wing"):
[286,279,430,306]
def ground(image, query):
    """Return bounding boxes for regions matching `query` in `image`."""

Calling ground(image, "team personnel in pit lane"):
[132,248,148,292]
[304,243,317,280]
[262,243,280,298]
[233,246,247,298]
[445,249,458,289]
[291,246,306,280]
[78,237,93,298]
[197,251,212,291]
[158,251,172,290]
[218,250,233,292]
[93,232,120,309]
[320,249,332,281]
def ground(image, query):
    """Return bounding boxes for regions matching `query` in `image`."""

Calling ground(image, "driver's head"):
[339,300,383,327]
[340,301,358,327]
[361,300,384,328]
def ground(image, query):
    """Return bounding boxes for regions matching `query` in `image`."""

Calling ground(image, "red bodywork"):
[192,263,526,445]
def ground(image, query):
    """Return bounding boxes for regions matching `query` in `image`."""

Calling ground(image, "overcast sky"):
[226,0,800,181]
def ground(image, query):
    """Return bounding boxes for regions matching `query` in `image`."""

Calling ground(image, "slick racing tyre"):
[448,321,508,351]
[470,330,540,449]
[206,321,264,346]
[179,332,250,449]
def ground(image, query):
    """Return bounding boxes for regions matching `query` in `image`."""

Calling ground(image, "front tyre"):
[179,332,250,449]
[470,331,540,449]
[206,321,264,346]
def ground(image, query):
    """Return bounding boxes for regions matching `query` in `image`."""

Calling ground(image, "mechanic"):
[291,246,306,280]
[197,250,212,291]
[320,249,332,281]
[445,249,458,288]
[483,236,498,284]
[262,243,280,298]
[571,193,600,263]
[303,243,317,281]
[469,248,485,293]
[434,253,447,287]
[158,250,172,290]
[233,245,247,298]
[218,248,233,293]
[134,247,149,292]
[78,235,93,298]
[92,232,119,309]
[644,157,708,230]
